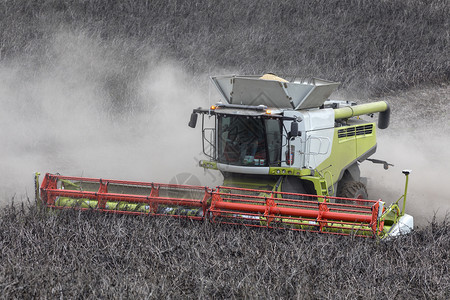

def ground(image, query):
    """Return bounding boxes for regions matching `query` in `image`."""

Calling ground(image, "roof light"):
[210,105,216,110]
[266,109,273,114]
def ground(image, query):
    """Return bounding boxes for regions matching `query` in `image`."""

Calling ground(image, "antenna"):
[401,170,412,215]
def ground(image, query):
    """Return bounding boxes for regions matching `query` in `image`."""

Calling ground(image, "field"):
[1,0,449,298]
[1,202,448,299]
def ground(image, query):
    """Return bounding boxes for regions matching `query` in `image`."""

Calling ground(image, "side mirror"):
[188,112,198,128]
[290,121,298,138]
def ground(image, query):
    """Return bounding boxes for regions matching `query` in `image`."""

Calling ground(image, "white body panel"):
[387,214,414,237]
[217,163,270,175]
[283,109,335,169]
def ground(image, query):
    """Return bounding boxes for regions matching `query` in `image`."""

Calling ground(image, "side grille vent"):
[338,124,373,138]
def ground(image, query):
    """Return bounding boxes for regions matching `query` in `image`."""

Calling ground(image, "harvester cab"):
[37,74,414,239]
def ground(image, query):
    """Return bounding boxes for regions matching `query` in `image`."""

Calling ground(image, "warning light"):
[266,109,272,114]
[210,105,216,110]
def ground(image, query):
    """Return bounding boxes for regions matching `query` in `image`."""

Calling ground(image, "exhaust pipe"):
[334,101,390,129]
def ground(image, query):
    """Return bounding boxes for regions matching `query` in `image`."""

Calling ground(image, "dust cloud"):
[1,30,448,227]
[359,86,450,226]
[0,30,220,203]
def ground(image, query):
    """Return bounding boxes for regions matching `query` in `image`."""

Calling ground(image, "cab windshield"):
[217,115,282,166]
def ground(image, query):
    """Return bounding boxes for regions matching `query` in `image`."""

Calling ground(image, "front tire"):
[337,181,368,203]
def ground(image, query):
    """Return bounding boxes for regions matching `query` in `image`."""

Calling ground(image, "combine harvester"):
[36,74,414,238]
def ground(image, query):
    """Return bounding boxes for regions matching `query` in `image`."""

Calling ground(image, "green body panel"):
[356,125,377,159]
[200,161,218,170]
[268,167,312,176]
[299,176,329,198]
[315,123,377,188]
[222,174,279,190]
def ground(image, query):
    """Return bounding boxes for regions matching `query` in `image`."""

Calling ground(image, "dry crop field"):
[0,203,448,298]
[0,0,449,298]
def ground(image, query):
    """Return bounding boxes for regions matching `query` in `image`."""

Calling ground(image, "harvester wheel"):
[338,181,368,200]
